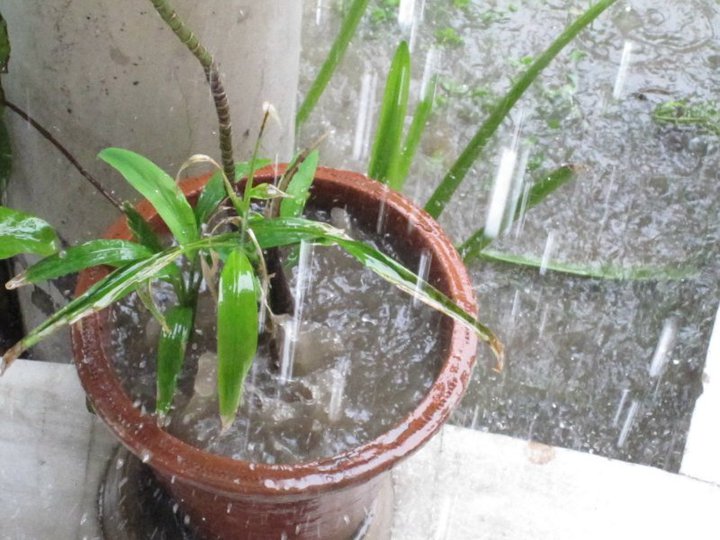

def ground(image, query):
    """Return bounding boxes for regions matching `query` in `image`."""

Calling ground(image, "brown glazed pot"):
[72,167,479,539]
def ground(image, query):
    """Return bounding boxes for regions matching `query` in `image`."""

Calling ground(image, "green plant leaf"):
[217,248,258,431]
[156,306,193,417]
[387,76,437,191]
[194,159,272,225]
[0,120,11,202]
[473,249,696,281]
[122,202,164,253]
[0,13,9,73]
[460,164,576,261]
[7,239,153,288]
[0,234,242,372]
[368,41,411,185]
[250,217,503,363]
[424,0,616,217]
[0,206,59,259]
[280,149,319,218]
[99,148,198,245]
[296,0,370,128]
[248,183,287,201]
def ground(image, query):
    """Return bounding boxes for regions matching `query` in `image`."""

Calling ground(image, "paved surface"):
[2,360,719,539]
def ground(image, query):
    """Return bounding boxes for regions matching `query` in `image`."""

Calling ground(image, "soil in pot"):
[107,206,447,465]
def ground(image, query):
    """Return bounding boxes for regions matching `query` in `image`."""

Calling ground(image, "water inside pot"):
[107,207,447,465]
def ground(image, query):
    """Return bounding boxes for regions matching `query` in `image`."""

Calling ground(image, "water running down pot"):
[72,166,479,539]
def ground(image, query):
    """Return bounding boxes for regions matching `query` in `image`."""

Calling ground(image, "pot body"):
[72,167,479,539]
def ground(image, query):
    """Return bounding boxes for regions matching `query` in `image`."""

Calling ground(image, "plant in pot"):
[0,2,502,539]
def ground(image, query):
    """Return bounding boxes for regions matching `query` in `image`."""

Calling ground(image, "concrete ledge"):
[2,360,719,539]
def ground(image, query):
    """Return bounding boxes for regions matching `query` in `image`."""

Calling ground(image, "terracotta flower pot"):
[72,167,479,539]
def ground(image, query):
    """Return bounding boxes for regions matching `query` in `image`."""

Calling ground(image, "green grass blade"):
[0,206,59,259]
[368,41,411,184]
[296,0,370,128]
[387,76,437,191]
[217,248,258,431]
[7,239,153,288]
[280,149,319,218]
[156,305,193,417]
[460,164,576,261]
[473,249,697,281]
[99,148,198,245]
[424,0,616,218]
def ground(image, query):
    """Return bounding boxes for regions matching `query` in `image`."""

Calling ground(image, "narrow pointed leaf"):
[424,0,616,217]
[280,150,319,218]
[217,248,258,430]
[0,120,11,201]
[122,202,164,253]
[194,159,272,225]
[156,306,193,416]
[387,76,437,192]
[0,206,59,259]
[99,148,198,245]
[368,41,411,184]
[473,249,696,281]
[7,239,153,288]
[0,235,242,373]
[296,0,370,128]
[250,217,502,363]
[460,164,576,261]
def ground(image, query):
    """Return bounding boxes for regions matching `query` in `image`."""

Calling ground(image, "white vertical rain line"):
[539,231,556,276]
[484,147,518,239]
[420,46,441,99]
[279,241,314,383]
[504,146,529,235]
[617,400,639,448]
[328,358,350,423]
[598,166,616,231]
[612,40,634,100]
[612,388,630,427]
[649,318,678,378]
[353,70,374,161]
[315,0,324,25]
[362,73,379,161]
[398,0,416,33]
[412,250,432,307]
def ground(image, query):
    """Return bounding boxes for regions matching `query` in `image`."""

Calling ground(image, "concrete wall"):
[2,0,302,359]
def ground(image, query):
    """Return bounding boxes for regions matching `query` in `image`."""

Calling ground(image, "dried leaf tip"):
[490,338,506,373]
[262,101,282,129]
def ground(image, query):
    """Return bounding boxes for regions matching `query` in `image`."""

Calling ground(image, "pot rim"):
[72,165,478,497]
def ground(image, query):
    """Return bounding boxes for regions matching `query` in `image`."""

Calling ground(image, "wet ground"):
[298,0,720,470]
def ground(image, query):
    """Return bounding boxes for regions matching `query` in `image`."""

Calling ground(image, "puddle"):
[298,0,720,471]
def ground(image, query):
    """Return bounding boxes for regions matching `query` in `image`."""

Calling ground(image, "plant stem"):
[149,0,235,183]
[295,0,370,129]
[2,99,123,211]
[424,0,616,218]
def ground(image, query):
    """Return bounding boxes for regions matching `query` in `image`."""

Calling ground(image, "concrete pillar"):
[2,0,302,359]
